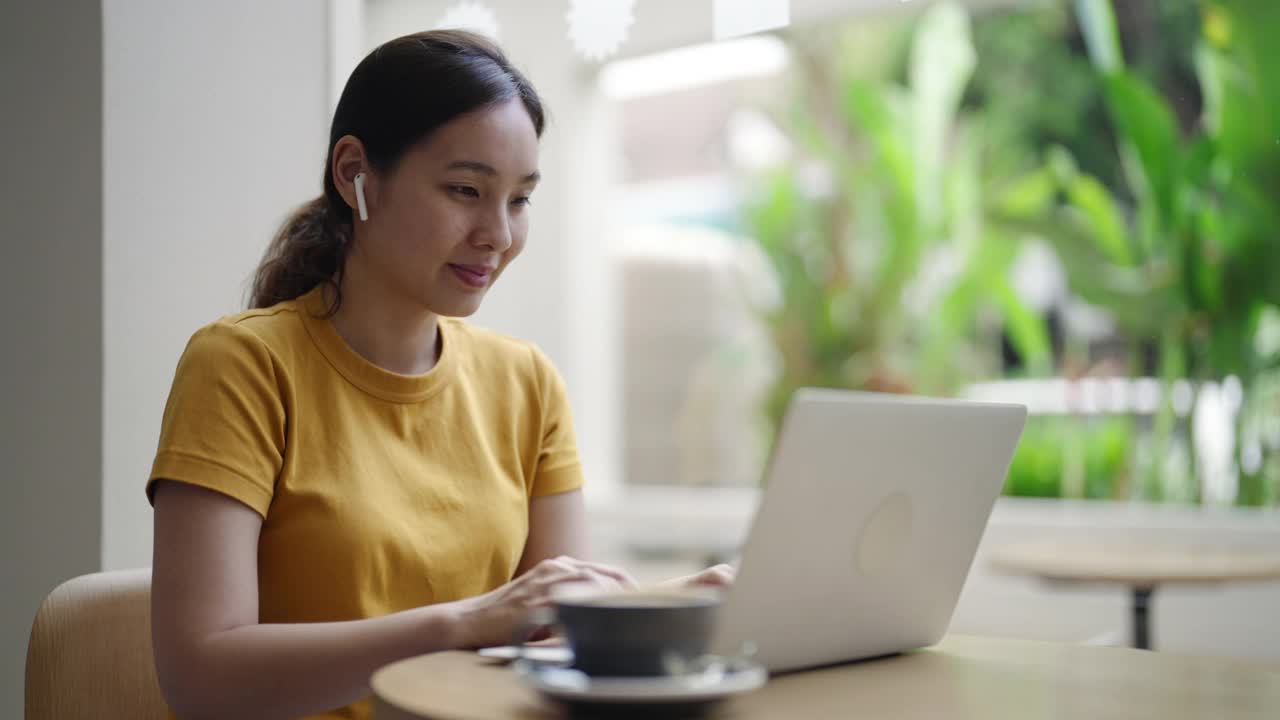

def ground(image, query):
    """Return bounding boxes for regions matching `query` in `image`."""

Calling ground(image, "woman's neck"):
[326,260,441,376]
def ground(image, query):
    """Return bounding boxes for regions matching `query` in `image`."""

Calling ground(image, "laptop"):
[709,388,1026,672]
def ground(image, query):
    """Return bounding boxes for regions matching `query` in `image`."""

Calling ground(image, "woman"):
[147,30,731,720]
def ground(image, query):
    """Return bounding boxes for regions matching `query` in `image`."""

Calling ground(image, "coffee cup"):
[530,586,722,677]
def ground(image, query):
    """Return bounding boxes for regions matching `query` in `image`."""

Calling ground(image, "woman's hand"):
[659,563,737,590]
[451,556,636,649]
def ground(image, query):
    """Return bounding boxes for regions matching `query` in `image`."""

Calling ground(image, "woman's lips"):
[449,263,494,289]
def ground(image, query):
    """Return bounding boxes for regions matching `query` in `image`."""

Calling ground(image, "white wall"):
[1,3,103,715]
[328,0,367,112]
[101,0,330,571]
[5,0,332,710]
[365,0,624,501]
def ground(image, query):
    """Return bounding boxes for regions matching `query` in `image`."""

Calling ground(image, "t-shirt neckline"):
[298,285,455,403]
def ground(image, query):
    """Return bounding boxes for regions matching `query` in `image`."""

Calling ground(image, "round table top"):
[370,635,1280,720]
[989,538,1280,586]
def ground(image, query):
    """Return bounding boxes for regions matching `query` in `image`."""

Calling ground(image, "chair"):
[25,568,168,719]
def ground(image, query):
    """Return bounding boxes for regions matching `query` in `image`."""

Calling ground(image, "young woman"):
[147,30,731,720]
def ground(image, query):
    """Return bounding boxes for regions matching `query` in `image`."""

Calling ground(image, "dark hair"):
[248,30,545,311]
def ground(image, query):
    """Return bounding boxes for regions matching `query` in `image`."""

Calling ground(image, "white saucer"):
[513,659,768,704]
[478,644,573,665]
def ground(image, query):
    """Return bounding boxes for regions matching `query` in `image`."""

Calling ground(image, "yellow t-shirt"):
[146,285,583,719]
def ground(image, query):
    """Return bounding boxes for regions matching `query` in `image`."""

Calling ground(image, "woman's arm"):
[151,481,463,720]
[152,482,625,720]
[513,489,591,577]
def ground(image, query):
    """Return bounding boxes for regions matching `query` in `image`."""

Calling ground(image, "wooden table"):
[990,538,1280,650]
[371,635,1280,719]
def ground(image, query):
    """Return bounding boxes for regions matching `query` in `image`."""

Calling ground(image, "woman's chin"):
[429,294,486,319]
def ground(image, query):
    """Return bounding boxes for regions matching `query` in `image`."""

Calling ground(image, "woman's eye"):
[449,185,479,198]
[511,196,532,207]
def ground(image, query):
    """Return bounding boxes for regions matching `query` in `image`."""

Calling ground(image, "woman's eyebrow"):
[446,160,540,183]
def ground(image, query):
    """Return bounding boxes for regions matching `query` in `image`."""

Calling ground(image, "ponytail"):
[248,196,349,312]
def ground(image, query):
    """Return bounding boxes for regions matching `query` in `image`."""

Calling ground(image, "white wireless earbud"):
[353,172,369,222]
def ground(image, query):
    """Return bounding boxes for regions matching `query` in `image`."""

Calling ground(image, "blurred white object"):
[599,36,789,100]
[567,0,635,61]
[726,109,791,171]
[964,377,1212,418]
[1010,240,1067,313]
[713,0,790,40]
[353,172,368,222]
[434,1,500,41]
[1194,382,1236,505]
[478,645,572,664]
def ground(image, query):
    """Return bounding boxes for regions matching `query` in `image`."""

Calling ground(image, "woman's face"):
[356,98,540,317]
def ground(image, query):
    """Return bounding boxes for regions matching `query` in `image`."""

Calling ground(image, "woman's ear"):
[332,135,372,219]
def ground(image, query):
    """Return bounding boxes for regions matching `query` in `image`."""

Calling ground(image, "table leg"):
[1131,587,1154,650]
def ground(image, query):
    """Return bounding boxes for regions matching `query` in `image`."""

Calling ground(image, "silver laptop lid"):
[712,389,1026,672]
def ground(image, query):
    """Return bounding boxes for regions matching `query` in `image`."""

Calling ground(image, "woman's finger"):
[573,561,639,588]
[688,564,735,587]
[542,556,638,588]
[536,567,627,602]
[530,568,599,603]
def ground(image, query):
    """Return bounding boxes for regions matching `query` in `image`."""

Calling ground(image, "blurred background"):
[5,0,1280,715]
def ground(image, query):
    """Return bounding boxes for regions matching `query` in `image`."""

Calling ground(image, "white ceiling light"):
[599,35,790,100]
[435,1,501,41]
[567,0,637,62]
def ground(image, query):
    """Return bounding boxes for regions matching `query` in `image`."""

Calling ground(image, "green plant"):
[1005,416,1134,500]
[994,0,1280,505]
[969,0,1203,191]
[741,2,1051,434]
[1005,420,1067,498]
[1082,417,1134,499]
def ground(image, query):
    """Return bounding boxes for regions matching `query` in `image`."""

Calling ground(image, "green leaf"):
[845,79,914,207]
[1074,0,1124,73]
[995,168,1057,218]
[990,275,1054,376]
[992,214,1175,335]
[910,0,976,236]
[1064,172,1134,266]
[1102,72,1181,223]
[1193,206,1227,312]
[1195,45,1272,181]
[1218,1,1280,179]
[845,80,921,306]
[947,122,984,256]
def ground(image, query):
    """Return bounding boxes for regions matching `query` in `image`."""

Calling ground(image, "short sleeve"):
[146,322,287,517]
[528,346,584,498]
